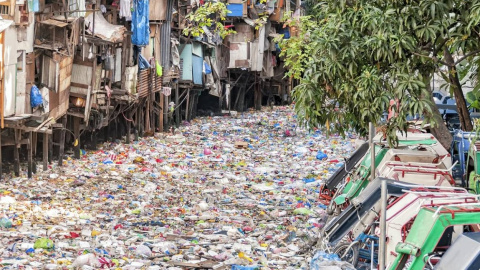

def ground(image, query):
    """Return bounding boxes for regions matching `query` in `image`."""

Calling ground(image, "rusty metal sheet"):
[228,42,250,68]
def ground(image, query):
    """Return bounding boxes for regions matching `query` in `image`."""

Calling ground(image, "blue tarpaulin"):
[138,54,151,70]
[27,0,39,12]
[227,3,243,17]
[279,27,290,39]
[131,0,150,45]
[30,85,43,108]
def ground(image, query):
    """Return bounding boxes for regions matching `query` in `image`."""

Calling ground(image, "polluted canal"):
[0,106,359,269]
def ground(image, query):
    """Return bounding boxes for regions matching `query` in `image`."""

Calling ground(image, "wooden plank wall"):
[48,54,72,120]
[149,0,168,21]
[24,52,35,114]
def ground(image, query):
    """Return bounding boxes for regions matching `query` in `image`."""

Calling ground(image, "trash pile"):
[0,106,358,269]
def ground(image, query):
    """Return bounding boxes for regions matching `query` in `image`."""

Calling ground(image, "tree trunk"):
[424,73,453,151]
[444,48,473,131]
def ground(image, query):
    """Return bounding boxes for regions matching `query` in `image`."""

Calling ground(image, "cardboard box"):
[235,141,248,149]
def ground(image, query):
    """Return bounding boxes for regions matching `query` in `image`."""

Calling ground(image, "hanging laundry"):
[131,0,150,46]
[119,0,132,21]
[138,54,151,70]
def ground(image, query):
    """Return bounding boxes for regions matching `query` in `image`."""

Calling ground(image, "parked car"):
[450,130,475,185]
[432,91,449,103]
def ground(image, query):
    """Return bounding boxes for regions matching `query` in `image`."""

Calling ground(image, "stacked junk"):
[316,128,480,270]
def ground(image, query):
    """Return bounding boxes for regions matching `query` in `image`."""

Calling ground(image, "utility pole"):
[370,122,386,270]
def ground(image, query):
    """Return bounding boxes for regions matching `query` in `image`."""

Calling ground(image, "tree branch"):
[454,49,480,65]
[411,52,450,66]
[433,38,448,56]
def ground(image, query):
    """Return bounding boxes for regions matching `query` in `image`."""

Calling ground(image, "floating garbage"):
[0,106,358,268]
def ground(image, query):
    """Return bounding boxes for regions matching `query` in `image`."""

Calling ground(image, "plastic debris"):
[0,217,12,228]
[0,106,358,269]
[310,250,356,270]
[33,238,54,249]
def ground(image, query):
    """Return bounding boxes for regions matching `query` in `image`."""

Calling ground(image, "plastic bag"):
[72,253,100,267]
[138,54,151,70]
[136,245,152,257]
[156,61,163,76]
[33,238,54,249]
[231,266,260,270]
[293,208,314,215]
[316,151,328,160]
[0,217,12,228]
[310,250,356,270]
[203,60,212,74]
[30,85,43,108]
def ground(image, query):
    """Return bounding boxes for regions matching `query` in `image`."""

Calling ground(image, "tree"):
[183,2,236,39]
[279,0,480,148]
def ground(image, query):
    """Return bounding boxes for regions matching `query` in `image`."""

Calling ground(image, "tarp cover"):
[85,12,126,42]
[131,0,150,46]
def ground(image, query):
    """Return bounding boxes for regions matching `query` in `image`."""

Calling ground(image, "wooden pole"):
[0,128,2,180]
[135,106,139,141]
[175,83,180,127]
[254,73,261,110]
[43,133,48,171]
[159,92,164,132]
[74,117,80,159]
[48,131,53,163]
[27,132,32,179]
[58,116,67,167]
[0,32,4,129]
[219,83,223,112]
[126,110,131,144]
[32,133,37,157]
[139,104,144,137]
[13,129,20,176]
[32,132,36,174]
[185,90,190,121]
[164,94,169,129]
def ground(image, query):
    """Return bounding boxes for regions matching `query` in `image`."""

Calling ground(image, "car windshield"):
[433,92,443,100]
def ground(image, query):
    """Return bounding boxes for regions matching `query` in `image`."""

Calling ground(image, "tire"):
[333,242,359,267]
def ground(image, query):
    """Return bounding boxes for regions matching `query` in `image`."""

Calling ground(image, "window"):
[443,96,451,105]
[0,0,14,16]
[0,3,10,15]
